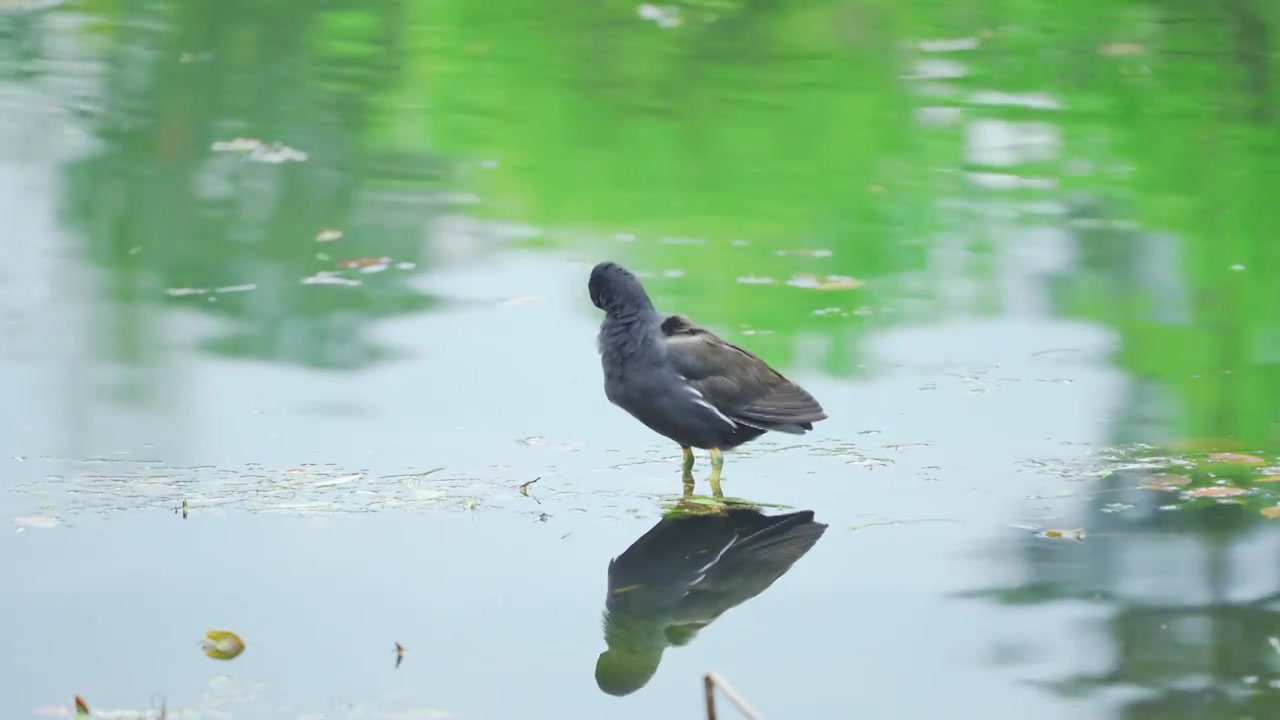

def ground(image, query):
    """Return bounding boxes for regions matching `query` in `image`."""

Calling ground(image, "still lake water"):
[3,2,1280,719]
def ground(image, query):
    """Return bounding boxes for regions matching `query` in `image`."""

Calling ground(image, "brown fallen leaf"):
[1186,486,1249,498]
[1262,506,1280,519]
[1207,452,1266,466]
[75,696,89,717]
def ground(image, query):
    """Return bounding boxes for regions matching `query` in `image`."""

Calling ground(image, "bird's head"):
[589,261,654,315]
[595,648,662,696]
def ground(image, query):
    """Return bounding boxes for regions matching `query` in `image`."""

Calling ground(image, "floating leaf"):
[1262,506,1280,519]
[1255,475,1280,484]
[75,696,89,717]
[201,630,246,660]
[1207,453,1266,466]
[1142,473,1192,491]
[315,229,343,242]
[1185,486,1249,498]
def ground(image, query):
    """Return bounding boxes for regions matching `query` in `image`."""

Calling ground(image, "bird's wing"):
[673,510,828,623]
[660,315,827,430]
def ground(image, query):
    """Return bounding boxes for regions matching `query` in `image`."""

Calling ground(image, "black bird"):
[594,506,828,696]
[589,261,828,494]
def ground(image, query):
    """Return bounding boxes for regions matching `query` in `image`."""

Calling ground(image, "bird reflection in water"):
[594,503,827,696]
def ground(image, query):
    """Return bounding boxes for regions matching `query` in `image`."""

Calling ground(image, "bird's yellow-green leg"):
[708,447,725,497]
[681,446,695,479]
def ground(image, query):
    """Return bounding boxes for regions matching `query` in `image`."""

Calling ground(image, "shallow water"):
[3,2,1280,719]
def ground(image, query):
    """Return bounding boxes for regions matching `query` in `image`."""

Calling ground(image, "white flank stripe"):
[694,398,737,428]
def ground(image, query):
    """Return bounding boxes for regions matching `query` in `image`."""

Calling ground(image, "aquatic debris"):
[315,229,343,242]
[1141,473,1192,491]
[164,284,257,297]
[518,478,540,497]
[395,642,406,669]
[1035,528,1085,542]
[1255,475,1280,483]
[785,274,864,291]
[314,473,361,488]
[1098,42,1145,57]
[1184,486,1249,498]
[735,275,775,285]
[210,138,309,164]
[1207,452,1266,466]
[775,248,833,258]
[851,517,958,531]
[337,257,391,273]
[703,673,760,720]
[301,271,360,287]
[75,695,89,717]
[13,515,61,529]
[201,630,246,660]
[917,37,980,52]
[637,3,682,28]
[1262,506,1280,519]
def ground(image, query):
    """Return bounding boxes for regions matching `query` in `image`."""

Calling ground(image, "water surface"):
[3,2,1280,719]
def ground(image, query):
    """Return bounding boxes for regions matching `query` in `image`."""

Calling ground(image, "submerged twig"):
[703,673,761,720]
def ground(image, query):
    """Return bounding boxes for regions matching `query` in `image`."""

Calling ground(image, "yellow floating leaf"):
[1186,486,1249,498]
[202,630,246,660]
[1207,453,1266,466]
[1255,475,1280,484]
[1262,506,1280,519]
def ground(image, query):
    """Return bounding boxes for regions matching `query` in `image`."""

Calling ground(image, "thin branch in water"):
[704,673,762,720]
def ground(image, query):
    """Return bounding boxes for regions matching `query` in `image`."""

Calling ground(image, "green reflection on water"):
[4,0,1280,718]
